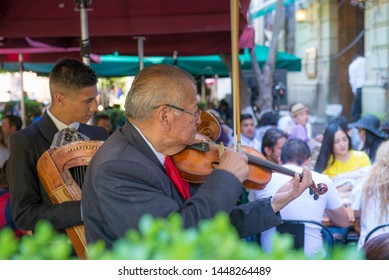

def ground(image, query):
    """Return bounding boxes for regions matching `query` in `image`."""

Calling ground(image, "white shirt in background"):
[249,164,343,258]
[348,56,366,95]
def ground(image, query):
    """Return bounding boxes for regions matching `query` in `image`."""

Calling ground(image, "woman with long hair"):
[314,122,371,177]
[315,122,371,243]
[352,140,389,249]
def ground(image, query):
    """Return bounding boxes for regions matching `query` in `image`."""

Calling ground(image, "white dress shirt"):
[348,56,366,95]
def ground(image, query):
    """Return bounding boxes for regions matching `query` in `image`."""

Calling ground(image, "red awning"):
[0,0,251,62]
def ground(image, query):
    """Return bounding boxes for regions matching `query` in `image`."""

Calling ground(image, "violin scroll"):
[309,182,328,200]
[197,111,221,142]
[298,172,328,200]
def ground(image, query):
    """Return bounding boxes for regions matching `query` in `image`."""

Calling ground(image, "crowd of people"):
[1,58,388,260]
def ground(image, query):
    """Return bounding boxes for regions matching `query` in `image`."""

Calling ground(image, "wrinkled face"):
[63,85,98,124]
[169,83,201,151]
[241,118,255,139]
[333,129,350,158]
[267,136,288,164]
[293,110,309,126]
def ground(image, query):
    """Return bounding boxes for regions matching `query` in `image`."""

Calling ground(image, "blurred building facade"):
[250,0,388,121]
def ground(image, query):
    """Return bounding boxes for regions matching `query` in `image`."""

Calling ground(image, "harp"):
[36,140,103,259]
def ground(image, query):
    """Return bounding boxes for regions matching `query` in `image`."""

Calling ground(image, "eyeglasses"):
[153,104,200,119]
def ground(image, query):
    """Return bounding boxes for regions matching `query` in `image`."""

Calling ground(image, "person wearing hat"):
[277,102,312,139]
[289,102,310,143]
[350,114,388,162]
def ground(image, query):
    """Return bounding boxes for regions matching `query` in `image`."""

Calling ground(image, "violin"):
[170,111,328,200]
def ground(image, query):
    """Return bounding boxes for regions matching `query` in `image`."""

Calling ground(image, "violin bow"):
[230,0,241,152]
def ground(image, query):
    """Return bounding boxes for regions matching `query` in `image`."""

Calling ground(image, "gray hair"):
[125,64,196,121]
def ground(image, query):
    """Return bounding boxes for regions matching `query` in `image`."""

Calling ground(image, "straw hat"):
[349,114,388,139]
[290,102,309,117]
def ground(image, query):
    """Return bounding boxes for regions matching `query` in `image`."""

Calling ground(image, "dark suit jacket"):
[7,111,109,230]
[82,120,282,247]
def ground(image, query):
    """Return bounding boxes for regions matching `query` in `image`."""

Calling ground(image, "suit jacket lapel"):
[36,111,59,145]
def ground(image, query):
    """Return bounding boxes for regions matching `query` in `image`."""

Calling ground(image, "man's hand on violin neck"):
[216,150,249,183]
[271,166,313,213]
[293,166,313,198]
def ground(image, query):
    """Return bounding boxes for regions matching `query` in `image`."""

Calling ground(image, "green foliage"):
[3,99,43,124]
[0,221,73,260]
[0,213,365,260]
[87,213,268,260]
[86,213,364,260]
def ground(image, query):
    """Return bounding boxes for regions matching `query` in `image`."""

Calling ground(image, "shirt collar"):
[47,108,80,131]
[131,122,165,166]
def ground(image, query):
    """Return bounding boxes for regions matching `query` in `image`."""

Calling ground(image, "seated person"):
[261,128,288,164]
[315,122,371,178]
[315,122,371,242]
[249,139,349,258]
[231,113,261,151]
[352,140,389,250]
[349,114,388,162]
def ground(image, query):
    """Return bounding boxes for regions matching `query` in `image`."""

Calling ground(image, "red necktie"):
[164,156,190,200]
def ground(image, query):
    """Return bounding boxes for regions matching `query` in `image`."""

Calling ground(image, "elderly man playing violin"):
[81,64,313,248]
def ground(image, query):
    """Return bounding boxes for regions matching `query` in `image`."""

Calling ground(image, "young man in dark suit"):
[81,64,313,248]
[7,58,109,232]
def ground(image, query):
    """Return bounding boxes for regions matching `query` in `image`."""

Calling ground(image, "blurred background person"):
[0,115,22,168]
[254,111,278,145]
[352,140,389,250]
[0,160,27,237]
[217,99,233,129]
[93,113,113,134]
[233,114,261,151]
[261,128,288,164]
[314,122,371,178]
[277,102,312,139]
[249,139,348,258]
[315,122,371,243]
[349,114,388,162]
[289,102,310,143]
[348,54,366,122]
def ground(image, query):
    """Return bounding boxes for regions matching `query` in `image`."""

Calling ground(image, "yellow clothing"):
[323,150,371,178]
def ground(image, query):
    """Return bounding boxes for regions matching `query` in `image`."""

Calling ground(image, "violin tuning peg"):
[313,194,319,200]
[309,188,314,195]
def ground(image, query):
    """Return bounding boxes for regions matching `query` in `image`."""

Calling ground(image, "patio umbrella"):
[1,46,301,77]
[0,0,251,60]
